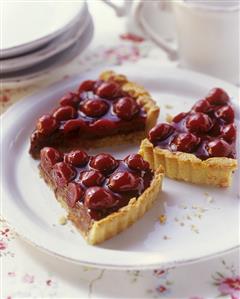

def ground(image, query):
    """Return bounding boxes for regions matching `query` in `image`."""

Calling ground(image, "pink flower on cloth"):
[0,241,7,250]
[22,274,34,284]
[156,285,168,293]
[218,276,240,299]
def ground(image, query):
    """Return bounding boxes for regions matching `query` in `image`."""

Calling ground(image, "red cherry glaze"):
[108,171,142,192]
[172,112,187,123]
[81,99,109,117]
[52,162,76,187]
[170,133,199,152]
[64,150,89,166]
[80,170,105,187]
[205,88,229,105]
[148,123,174,143]
[221,124,236,143]
[207,139,231,157]
[36,115,58,136]
[53,106,77,121]
[84,187,118,210]
[78,80,96,93]
[96,82,119,98]
[63,119,87,134]
[192,99,211,113]
[114,97,139,120]
[208,122,222,137]
[186,112,213,133]
[66,182,83,208]
[125,154,149,171]
[90,119,117,135]
[90,154,118,173]
[60,92,80,107]
[215,105,234,123]
[40,147,62,171]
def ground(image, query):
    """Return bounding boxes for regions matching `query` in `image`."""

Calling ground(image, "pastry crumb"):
[180,222,185,226]
[179,203,188,209]
[164,104,173,109]
[163,235,170,240]
[191,224,199,234]
[59,216,67,225]
[159,214,167,224]
[165,113,173,123]
[204,192,214,203]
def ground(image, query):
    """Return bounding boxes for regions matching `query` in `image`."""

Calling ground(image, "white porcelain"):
[134,0,240,84]
[1,1,86,58]
[102,0,175,40]
[0,17,94,83]
[1,11,91,74]
[1,65,239,269]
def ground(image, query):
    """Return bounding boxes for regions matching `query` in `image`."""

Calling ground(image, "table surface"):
[1,2,239,298]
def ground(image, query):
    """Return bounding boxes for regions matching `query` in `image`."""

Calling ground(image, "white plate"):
[1,1,85,58]
[1,66,239,269]
[1,6,90,73]
[0,17,94,83]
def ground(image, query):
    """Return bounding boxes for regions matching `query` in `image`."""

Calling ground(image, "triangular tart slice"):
[140,88,238,187]
[39,147,164,244]
[30,71,159,158]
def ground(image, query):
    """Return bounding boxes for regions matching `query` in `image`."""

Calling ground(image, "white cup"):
[102,0,240,85]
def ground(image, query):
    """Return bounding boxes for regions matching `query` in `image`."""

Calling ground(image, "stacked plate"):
[0,1,94,82]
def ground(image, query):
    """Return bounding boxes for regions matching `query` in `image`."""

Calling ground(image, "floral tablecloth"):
[1,2,239,298]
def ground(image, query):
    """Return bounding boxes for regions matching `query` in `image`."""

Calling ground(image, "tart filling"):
[40,147,164,244]
[140,88,238,187]
[30,71,159,158]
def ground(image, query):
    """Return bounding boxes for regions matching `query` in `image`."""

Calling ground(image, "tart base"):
[40,165,164,245]
[139,138,238,187]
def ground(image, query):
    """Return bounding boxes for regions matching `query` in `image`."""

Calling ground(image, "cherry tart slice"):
[39,147,164,245]
[30,71,159,158]
[140,88,238,187]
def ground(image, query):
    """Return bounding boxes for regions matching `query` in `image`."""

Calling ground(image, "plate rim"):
[1,65,239,269]
[1,2,86,58]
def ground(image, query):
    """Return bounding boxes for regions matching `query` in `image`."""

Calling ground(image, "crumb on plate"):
[59,216,67,225]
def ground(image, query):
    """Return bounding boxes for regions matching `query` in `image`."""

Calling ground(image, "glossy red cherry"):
[90,154,118,173]
[36,114,58,136]
[170,133,199,152]
[90,119,117,136]
[205,88,229,105]
[63,119,87,134]
[108,171,142,192]
[172,112,187,123]
[53,106,77,121]
[148,123,174,143]
[64,150,89,166]
[221,124,236,143]
[80,170,105,187]
[208,122,221,137]
[125,154,149,171]
[114,97,140,120]
[60,92,80,107]
[215,105,234,123]
[96,82,119,98]
[52,162,76,187]
[84,187,118,209]
[81,99,109,117]
[66,182,83,208]
[40,147,62,171]
[192,99,211,113]
[186,112,213,133]
[207,139,231,157]
[78,80,96,93]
